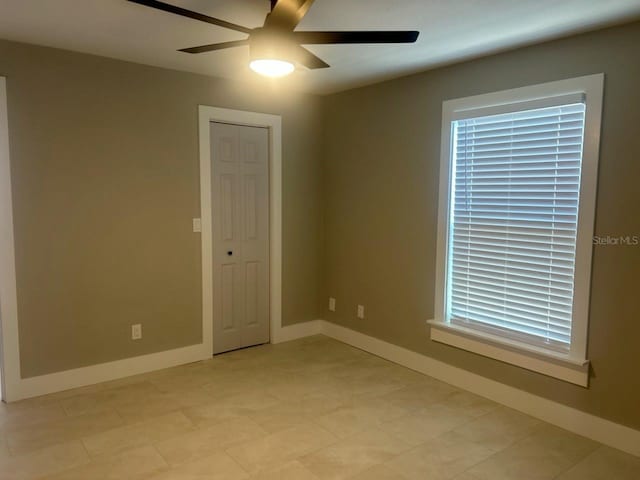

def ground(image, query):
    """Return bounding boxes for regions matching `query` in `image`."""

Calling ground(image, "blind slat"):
[450,275,574,302]
[447,102,586,350]
[452,262,576,284]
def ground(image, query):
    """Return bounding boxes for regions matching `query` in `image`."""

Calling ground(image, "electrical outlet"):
[192,218,202,232]
[329,297,336,312]
[131,324,142,340]
[357,305,365,319]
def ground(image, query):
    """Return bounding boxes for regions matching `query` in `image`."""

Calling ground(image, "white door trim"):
[199,106,284,355]
[0,76,22,402]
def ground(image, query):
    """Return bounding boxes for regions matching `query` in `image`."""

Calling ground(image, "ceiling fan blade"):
[295,45,329,69]
[294,31,420,44]
[127,0,252,34]
[179,40,249,54]
[265,0,315,30]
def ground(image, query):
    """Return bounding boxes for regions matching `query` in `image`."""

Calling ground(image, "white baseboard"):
[5,319,322,402]
[272,319,323,344]
[6,317,638,458]
[319,320,640,458]
[6,344,209,402]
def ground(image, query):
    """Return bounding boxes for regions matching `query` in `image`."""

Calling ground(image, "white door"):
[211,122,270,354]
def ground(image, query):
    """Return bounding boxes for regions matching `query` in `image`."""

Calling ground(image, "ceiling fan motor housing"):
[249,27,299,65]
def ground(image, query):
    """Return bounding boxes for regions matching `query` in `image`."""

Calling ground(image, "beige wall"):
[322,22,640,430]
[2,20,639,430]
[0,40,324,378]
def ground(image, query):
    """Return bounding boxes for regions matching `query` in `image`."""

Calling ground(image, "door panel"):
[220,264,236,331]
[245,261,259,327]
[220,174,235,241]
[244,175,258,240]
[211,122,269,354]
[220,136,235,163]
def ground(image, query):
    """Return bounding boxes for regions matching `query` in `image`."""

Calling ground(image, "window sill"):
[428,320,589,387]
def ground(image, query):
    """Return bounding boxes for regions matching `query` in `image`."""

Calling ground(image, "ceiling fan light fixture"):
[249,58,295,78]
[248,28,298,78]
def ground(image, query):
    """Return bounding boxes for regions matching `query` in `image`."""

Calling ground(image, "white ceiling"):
[1,0,640,95]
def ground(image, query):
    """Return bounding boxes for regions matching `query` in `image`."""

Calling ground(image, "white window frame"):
[430,74,604,387]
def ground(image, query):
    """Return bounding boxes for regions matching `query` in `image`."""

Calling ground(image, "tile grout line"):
[550,444,605,480]
[224,447,253,477]
[147,443,173,477]
[225,421,341,476]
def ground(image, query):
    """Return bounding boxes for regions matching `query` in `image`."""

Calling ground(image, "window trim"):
[431,74,604,387]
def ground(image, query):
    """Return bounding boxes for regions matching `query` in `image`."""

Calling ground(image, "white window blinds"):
[447,102,586,352]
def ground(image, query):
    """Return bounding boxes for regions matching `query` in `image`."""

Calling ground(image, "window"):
[430,75,604,386]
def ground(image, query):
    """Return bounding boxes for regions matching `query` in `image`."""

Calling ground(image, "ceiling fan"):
[127,0,420,77]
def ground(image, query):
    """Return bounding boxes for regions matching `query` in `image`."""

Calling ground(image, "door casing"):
[0,77,20,402]
[198,106,283,356]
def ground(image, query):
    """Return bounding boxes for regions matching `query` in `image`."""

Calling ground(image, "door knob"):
[227,251,233,256]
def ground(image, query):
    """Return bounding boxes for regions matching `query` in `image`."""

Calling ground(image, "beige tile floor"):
[1,335,638,479]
